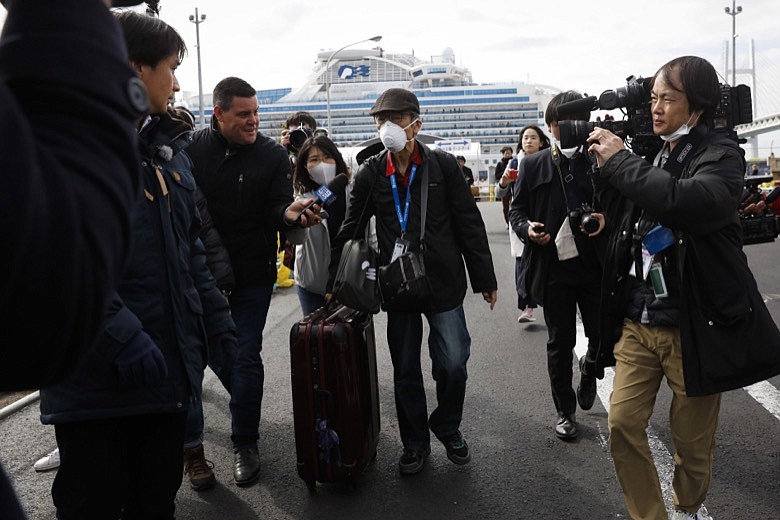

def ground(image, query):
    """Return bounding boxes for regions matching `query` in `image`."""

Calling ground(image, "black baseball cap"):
[369,88,420,116]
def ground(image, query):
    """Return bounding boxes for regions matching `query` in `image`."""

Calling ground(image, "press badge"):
[391,237,409,263]
[648,263,669,298]
[643,225,674,255]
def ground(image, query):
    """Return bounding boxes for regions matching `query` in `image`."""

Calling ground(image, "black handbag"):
[332,178,381,314]
[378,163,432,305]
[332,238,380,314]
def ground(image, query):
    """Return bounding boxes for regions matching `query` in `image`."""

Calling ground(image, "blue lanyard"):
[389,164,418,235]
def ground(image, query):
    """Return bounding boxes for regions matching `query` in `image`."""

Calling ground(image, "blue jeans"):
[224,283,273,450]
[184,335,235,449]
[297,285,326,317]
[386,305,471,452]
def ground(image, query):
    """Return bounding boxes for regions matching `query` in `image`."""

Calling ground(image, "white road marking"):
[744,381,780,421]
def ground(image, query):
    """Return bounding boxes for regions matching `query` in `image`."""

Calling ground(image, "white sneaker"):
[672,507,704,520]
[33,448,60,472]
[517,307,536,323]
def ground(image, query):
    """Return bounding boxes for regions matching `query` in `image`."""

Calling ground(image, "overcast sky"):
[2,0,780,156]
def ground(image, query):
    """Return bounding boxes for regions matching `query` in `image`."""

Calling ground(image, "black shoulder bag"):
[378,162,433,306]
[332,176,381,314]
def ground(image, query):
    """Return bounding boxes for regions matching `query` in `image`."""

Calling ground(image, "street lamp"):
[188,8,207,128]
[724,0,742,85]
[325,35,382,141]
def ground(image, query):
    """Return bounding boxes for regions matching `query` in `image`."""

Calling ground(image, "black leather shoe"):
[579,354,604,379]
[233,446,261,486]
[577,373,597,411]
[554,413,578,440]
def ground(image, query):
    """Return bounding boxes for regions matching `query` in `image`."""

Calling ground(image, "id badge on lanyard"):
[391,238,409,262]
[389,164,418,262]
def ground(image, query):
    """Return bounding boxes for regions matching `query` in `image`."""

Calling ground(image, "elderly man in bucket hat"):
[327,88,498,475]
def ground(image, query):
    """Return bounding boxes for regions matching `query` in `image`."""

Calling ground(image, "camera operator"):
[508,91,606,441]
[281,111,319,157]
[586,56,780,520]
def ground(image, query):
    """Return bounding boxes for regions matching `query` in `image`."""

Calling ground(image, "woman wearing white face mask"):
[288,135,352,315]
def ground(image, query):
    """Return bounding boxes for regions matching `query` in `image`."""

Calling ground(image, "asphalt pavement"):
[1,200,778,519]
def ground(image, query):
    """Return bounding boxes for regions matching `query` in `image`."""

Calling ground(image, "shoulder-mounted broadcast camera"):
[556,76,753,157]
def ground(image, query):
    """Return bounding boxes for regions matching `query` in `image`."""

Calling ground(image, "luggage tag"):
[390,237,409,263]
[648,263,669,298]
[642,225,674,255]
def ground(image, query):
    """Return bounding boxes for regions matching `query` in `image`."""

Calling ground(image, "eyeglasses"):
[374,113,412,125]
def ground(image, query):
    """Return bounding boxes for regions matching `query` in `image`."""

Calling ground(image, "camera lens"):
[581,214,600,234]
[289,128,311,151]
[558,121,595,148]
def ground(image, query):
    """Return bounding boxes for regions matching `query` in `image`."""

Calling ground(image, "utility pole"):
[724,0,742,85]
[189,8,207,128]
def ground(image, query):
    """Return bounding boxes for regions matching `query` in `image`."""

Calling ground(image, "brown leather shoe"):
[184,444,216,491]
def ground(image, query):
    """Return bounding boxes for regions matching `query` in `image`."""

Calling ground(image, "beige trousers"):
[608,321,722,520]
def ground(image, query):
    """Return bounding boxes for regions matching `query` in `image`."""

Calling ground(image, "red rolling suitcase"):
[289,305,380,491]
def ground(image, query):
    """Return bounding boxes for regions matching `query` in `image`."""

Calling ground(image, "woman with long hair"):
[289,135,351,315]
[498,125,551,322]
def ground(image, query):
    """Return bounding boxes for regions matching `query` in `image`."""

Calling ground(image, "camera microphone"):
[555,96,597,119]
[294,173,349,224]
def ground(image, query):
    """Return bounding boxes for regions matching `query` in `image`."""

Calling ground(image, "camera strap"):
[551,147,595,213]
[658,129,703,180]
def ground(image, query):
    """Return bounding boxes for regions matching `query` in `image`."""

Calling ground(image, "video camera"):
[740,174,774,210]
[556,76,753,157]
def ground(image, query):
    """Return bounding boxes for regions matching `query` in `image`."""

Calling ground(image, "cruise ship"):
[185,47,560,181]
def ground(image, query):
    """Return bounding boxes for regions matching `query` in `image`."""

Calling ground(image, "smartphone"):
[507,169,518,180]
[532,224,545,233]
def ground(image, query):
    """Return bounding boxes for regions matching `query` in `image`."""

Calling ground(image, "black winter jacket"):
[508,148,605,304]
[329,144,497,313]
[195,187,235,292]
[188,122,293,287]
[40,114,235,423]
[594,125,780,395]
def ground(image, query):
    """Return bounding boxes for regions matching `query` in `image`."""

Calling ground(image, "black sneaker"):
[441,431,471,465]
[398,445,430,475]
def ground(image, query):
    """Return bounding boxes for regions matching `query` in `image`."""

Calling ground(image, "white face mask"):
[378,119,418,153]
[660,112,698,143]
[309,161,337,186]
[553,139,579,159]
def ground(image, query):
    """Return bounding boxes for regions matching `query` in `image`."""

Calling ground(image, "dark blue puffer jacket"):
[40,114,235,424]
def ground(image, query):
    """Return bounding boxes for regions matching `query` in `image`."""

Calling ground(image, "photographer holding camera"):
[586,56,780,520]
[282,111,319,157]
[508,91,606,441]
